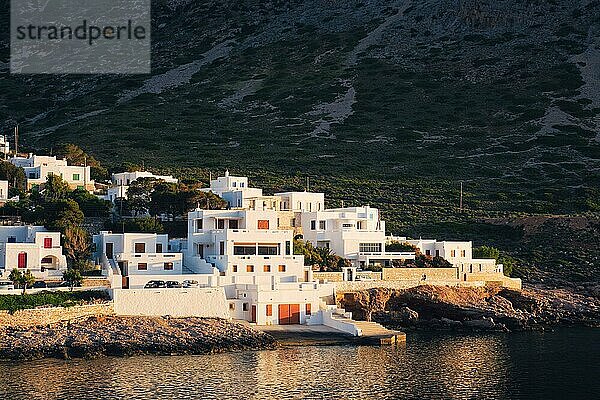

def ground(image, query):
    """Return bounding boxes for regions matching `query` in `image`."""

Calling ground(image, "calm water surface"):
[0,328,598,399]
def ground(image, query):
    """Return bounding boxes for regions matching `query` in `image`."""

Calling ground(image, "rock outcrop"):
[338,284,600,332]
[0,316,275,360]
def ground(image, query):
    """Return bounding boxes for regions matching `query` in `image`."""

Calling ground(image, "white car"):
[183,280,200,288]
[0,281,15,291]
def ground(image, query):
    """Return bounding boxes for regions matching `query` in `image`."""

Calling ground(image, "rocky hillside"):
[0,1,599,282]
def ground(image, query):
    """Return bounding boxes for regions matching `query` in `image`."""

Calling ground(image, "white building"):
[406,239,502,277]
[276,191,324,212]
[93,232,183,284]
[0,136,9,156]
[9,154,94,192]
[301,206,414,268]
[105,171,179,202]
[0,226,67,279]
[201,170,280,210]
[185,208,333,325]
[0,180,9,202]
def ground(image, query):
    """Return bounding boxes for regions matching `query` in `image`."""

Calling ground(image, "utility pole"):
[459,181,464,210]
[306,176,310,192]
[14,125,18,155]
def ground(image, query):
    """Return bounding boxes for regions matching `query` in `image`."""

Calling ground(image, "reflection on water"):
[1,329,598,399]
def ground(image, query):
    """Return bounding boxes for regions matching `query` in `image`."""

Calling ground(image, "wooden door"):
[251,305,256,323]
[290,304,300,324]
[278,304,290,325]
[106,243,114,259]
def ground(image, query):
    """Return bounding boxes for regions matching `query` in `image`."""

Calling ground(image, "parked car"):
[33,281,48,289]
[183,280,199,288]
[144,280,166,289]
[0,281,14,291]
[166,280,182,288]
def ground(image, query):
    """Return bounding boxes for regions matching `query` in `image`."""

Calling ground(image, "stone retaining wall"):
[334,280,485,293]
[382,268,458,281]
[0,303,114,328]
[313,272,344,282]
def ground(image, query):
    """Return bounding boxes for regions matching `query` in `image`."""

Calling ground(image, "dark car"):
[166,280,182,288]
[144,280,166,289]
[32,281,48,288]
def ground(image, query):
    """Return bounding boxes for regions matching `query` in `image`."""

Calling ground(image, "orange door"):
[278,304,290,325]
[251,305,256,323]
[290,304,300,324]
[306,303,311,316]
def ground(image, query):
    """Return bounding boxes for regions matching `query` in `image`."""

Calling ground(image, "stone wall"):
[0,303,114,328]
[312,272,344,282]
[382,268,458,281]
[334,280,485,293]
[466,273,522,290]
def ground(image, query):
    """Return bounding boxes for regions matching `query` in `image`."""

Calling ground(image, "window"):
[41,257,53,264]
[278,265,286,272]
[266,304,273,316]
[291,218,296,227]
[319,220,326,230]
[285,241,291,255]
[435,250,440,257]
[219,241,225,255]
[425,250,431,256]
[342,223,353,228]
[257,220,269,230]
[134,243,146,253]
[451,250,456,257]
[264,265,271,272]
[359,243,382,253]
[306,304,312,315]
[43,237,52,249]
[217,219,225,229]
[7,236,16,243]
[310,220,316,230]
[196,219,203,231]
[72,173,80,181]
[229,303,235,310]
[229,219,239,229]
[246,265,254,272]
[317,241,330,249]
[243,303,249,312]
[164,262,173,270]
[18,252,27,268]
[232,265,238,272]
[461,250,466,257]
[258,245,278,255]
[234,244,256,255]
[156,243,163,253]
[137,263,147,270]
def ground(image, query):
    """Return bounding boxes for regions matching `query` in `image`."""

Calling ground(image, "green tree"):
[44,199,84,232]
[43,175,71,201]
[70,188,112,217]
[54,143,108,182]
[0,161,26,192]
[9,269,36,294]
[62,269,83,291]
[473,245,500,260]
[386,241,419,253]
[127,177,158,216]
[63,226,92,270]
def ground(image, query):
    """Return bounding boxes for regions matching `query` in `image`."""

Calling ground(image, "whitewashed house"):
[406,239,502,277]
[0,136,9,156]
[201,170,280,210]
[0,226,67,279]
[185,208,332,325]
[93,232,183,286]
[300,206,415,268]
[0,180,9,203]
[105,171,179,202]
[9,154,94,192]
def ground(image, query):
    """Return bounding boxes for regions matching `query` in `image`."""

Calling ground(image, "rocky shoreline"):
[338,284,600,332]
[0,316,276,360]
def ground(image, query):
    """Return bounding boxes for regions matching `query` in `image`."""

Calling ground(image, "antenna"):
[459,181,463,210]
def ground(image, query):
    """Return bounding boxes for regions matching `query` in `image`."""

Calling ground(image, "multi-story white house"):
[406,239,502,278]
[276,191,325,212]
[0,180,9,203]
[105,171,179,202]
[185,208,332,325]
[0,226,67,279]
[93,232,183,284]
[301,206,414,268]
[201,170,280,210]
[9,154,94,192]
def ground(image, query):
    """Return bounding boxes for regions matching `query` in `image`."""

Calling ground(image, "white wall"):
[112,287,230,318]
